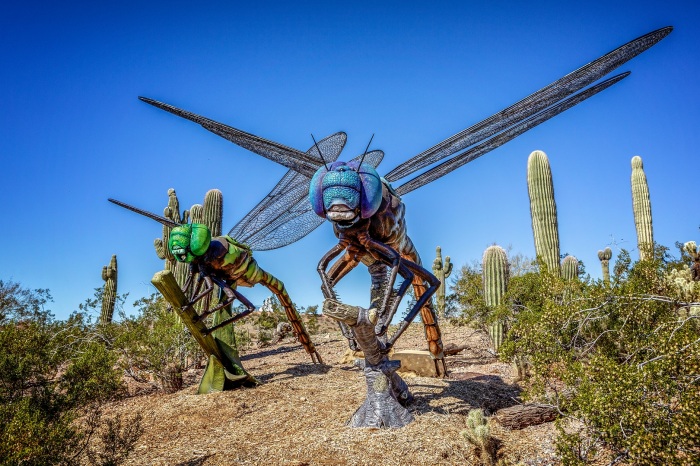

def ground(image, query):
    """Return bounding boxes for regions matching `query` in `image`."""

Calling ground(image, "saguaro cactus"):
[561,255,579,281]
[527,150,561,276]
[631,156,654,260]
[189,204,204,224]
[432,246,453,318]
[192,189,225,312]
[100,255,118,324]
[482,245,509,351]
[598,247,612,284]
[203,189,223,236]
[154,188,189,287]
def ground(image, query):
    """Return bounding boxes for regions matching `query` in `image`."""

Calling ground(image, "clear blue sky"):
[2,1,698,320]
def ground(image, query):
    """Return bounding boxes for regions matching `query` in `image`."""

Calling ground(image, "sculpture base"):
[349,361,414,428]
[323,299,414,428]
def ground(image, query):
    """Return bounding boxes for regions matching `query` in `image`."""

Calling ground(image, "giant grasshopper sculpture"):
[136,27,671,423]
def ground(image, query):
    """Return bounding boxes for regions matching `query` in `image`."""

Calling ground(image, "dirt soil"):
[106,321,561,465]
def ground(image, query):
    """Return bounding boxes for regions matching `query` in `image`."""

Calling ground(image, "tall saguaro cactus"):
[432,246,453,318]
[527,150,561,276]
[203,189,223,236]
[482,245,509,351]
[561,255,579,281]
[631,156,654,260]
[196,190,226,317]
[100,255,118,324]
[598,247,612,284]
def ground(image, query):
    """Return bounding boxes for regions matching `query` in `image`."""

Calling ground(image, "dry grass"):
[105,322,561,465]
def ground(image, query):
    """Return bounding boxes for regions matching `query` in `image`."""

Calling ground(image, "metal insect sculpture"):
[109,132,369,367]
[136,27,672,384]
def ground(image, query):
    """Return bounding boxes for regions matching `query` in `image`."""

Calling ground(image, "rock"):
[391,350,440,377]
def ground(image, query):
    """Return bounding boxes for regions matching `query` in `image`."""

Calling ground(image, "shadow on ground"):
[409,372,522,416]
[174,454,214,466]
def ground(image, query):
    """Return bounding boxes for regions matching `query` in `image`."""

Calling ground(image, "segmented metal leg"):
[319,242,362,352]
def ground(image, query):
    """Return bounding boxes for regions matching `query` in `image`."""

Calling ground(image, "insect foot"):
[323,299,414,427]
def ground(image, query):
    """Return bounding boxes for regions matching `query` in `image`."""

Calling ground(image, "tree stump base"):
[350,360,414,428]
[324,299,414,428]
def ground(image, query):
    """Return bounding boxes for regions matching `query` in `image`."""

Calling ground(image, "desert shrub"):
[85,412,144,466]
[232,322,252,349]
[449,263,487,324]
[304,304,320,335]
[0,280,135,465]
[451,262,515,335]
[452,246,700,464]
[112,294,202,393]
[257,295,287,329]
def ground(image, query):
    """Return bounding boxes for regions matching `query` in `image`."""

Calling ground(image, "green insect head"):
[168,224,212,263]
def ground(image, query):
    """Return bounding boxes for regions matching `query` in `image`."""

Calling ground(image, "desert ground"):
[106,320,561,465]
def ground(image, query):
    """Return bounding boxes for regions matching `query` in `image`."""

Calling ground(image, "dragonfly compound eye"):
[310,161,382,220]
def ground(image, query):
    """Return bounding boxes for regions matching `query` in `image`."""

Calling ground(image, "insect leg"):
[202,287,256,335]
[194,275,237,321]
[400,243,446,373]
[188,273,216,307]
[358,234,415,330]
[325,248,364,351]
[317,243,347,299]
[387,259,445,374]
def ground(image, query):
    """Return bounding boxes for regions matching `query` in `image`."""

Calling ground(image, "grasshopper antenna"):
[357,133,374,171]
[108,198,180,228]
[311,133,330,171]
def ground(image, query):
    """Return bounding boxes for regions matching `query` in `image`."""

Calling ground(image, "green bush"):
[0,280,138,465]
[304,304,320,335]
[112,294,203,393]
[452,245,700,464]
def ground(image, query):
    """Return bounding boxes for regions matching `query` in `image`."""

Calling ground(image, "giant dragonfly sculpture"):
[136,27,672,385]
[110,131,384,373]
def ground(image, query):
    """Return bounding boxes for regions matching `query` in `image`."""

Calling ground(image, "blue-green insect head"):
[310,160,382,225]
[168,224,212,263]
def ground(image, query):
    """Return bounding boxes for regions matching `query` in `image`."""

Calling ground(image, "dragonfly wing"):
[395,73,629,196]
[385,26,672,183]
[245,203,325,251]
[139,96,322,177]
[229,132,347,246]
[350,149,383,168]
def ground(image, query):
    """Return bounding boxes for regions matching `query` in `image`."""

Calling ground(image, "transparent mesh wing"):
[351,150,383,168]
[229,169,309,243]
[395,73,629,196]
[385,27,672,183]
[139,97,323,178]
[235,148,385,250]
[229,132,347,246]
[246,202,326,251]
